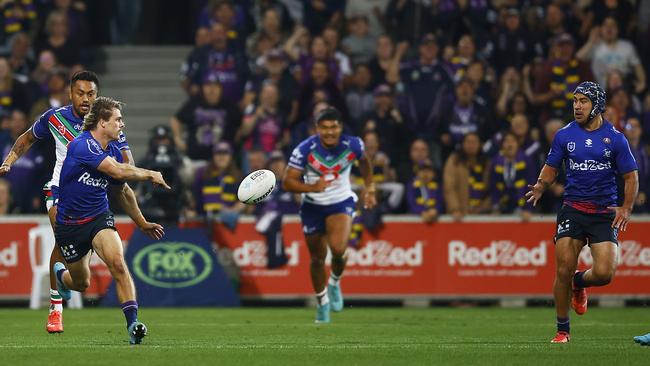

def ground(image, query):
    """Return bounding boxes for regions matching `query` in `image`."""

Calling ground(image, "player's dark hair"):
[83,96,123,131]
[315,107,342,125]
[71,70,99,89]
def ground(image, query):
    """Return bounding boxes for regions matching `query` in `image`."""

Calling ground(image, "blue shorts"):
[300,197,355,235]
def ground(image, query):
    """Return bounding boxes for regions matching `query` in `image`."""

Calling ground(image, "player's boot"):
[53,262,71,301]
[633,333,650,346]
[550,331,570,343]
[315,303,330,324]
[328,283,343,312]
[571,273,588,315]
[128,321,148,345]
[46,310,63,333]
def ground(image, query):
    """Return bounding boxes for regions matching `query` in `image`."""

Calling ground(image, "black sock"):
[557,317,570,333]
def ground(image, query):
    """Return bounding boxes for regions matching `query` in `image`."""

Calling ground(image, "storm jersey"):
[546,120,638,207]
[56,131,124,224]
[31,105,130,187]
[288,134,364,205]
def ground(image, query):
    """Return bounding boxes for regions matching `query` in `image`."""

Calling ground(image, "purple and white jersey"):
[31,105,130,188]
[288,134,364,205]
[56,131,124,224]
[546,120,638,207]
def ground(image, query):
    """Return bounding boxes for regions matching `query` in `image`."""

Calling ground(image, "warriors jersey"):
[288,134,364,205]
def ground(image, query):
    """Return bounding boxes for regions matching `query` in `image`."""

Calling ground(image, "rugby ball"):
[237,169,276,204]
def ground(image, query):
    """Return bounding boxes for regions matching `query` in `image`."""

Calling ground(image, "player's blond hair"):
[83,96,123,131]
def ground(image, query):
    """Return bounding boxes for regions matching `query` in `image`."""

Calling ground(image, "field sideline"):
[1,307,649,365]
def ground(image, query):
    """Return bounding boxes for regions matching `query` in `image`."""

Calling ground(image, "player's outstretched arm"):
[0,128,38,175]
[97,156,171,189]
[110,183,164,240]
[282,166,330,193]
[525,164,558,206]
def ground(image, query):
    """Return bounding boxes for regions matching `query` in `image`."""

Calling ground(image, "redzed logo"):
[217,241,300,268]
[0,242,18,267]
[448,240,547,267]
[344,241,423,267]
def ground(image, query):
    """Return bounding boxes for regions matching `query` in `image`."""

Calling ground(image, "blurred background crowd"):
[0,0,649,232]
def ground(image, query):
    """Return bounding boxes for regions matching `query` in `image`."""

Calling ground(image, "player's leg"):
[325,213,352,312]
[56,251,93,292]
[305,232,330,323]
[552,237,584,343]
[91,227,146,344]
[578,242,617,286]
[45,193,66,333]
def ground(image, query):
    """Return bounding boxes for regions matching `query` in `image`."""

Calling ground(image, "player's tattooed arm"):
[0,128,38,174]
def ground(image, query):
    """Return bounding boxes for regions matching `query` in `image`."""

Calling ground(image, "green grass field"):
[1,307,649,365]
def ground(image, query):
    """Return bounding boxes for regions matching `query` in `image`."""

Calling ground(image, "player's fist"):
[310,176,330,193]
[0,164,10,175]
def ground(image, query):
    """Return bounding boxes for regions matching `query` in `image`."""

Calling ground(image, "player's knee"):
[73,278,90,292]
[591,268,614,285]
[108,258,128,276]
[556,265,576,281]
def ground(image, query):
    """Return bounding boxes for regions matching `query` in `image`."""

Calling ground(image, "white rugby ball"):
[237,169,276,204]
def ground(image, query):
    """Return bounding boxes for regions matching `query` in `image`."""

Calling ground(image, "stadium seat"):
[29,225,82,309]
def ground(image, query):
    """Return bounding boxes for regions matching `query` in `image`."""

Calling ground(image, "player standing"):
[525,81,638,343]
[53,96,169,344]
[283,107,376,323]
[0,71,133,333]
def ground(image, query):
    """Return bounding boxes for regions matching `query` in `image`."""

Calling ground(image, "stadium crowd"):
[1,0,649,228]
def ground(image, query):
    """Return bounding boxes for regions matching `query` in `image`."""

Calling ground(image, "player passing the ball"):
[525,81,638,343]
[52,97,170,344]
[283,107,377,323]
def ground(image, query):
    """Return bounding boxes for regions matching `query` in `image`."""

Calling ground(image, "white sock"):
[316,288,329,306]
[50,289,63,313]
[329,273,341,287]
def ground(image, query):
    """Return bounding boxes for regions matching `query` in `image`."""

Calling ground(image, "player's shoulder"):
[554,121,576,139]
[295,135,319,151]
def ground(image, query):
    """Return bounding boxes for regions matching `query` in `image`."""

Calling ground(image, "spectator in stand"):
[284,28,341,86]
[489,131,535,221]
[351,130,404,213]
[321,26,353,85]
[366,34,395,88]
[171,75,242,161]
[0,178,16,215]
[7,32,35,82]
[607,87,639,131]
[537,3,568,58]
[296,59,346,124]
[623,117,649,212]
[29,68,69,121]
[43,0,88,46]
[0,109,51,213]
[447,34,479,82]
[532,33,593,123]
[397,137,432,186]
[387,33,455,142]
[577,16,646,95]
[302,0,344,36]
[246,7,287,61]
[491,8,535,75]
[496,67,525,122]
[385,0,434,44]
[360,83,411,166]
[250,0,295,34]
[465,60,493,107]
[443,132,491,221]
[183,22,250,105]
[236,81,288,154]
[197,0,252,49]
[30,49,58,93]
[344,63,375,130]
[433,0,493,46]
[581,0,636,40]
[341,15,376,65]
[406,159,442,223]
[0,0,37,44]
[192,142,245,227]
[243,148,267,175]
[345,0,388,37]
[34,10,81,68]
[0,57,30,114]
[438,78,492,163]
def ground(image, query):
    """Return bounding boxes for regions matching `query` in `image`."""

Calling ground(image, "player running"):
[53,96,169,344]
[0,71,132,333]
[525,81,638,343]
[283,107,376,323]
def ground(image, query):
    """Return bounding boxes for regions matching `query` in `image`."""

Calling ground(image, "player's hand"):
[0,164,10,175]
[608,206,632,231]
[140,222,165,240]
[150,171,171,189]
[525,182,545,206]
[363,188,377,210]
[310,176,331,193]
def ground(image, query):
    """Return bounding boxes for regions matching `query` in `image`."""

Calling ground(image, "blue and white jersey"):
[546,120,638,207]
[31,105,130,187]
[288,134,364,205]
[56,131,124,224]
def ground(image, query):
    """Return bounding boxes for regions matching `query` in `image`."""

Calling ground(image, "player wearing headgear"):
[526,81,638,343]
[283,106,377,323]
